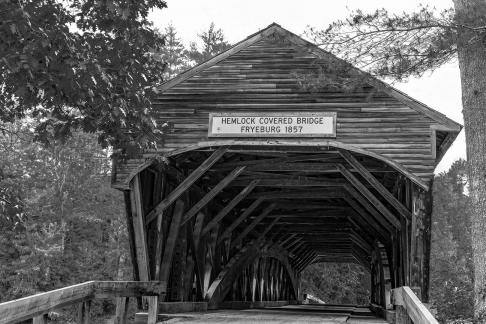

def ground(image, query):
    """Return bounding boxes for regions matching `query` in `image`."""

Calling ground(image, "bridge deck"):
[136,305,388,323]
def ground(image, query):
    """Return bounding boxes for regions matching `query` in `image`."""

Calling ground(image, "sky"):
[148,0,465,174]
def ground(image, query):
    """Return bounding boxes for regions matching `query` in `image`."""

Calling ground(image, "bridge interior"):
[124,144,430,314]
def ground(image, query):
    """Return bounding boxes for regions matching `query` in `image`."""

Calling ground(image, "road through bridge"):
[0,23,461,324]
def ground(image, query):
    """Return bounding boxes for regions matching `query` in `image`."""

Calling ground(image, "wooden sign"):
[208,112,336,138]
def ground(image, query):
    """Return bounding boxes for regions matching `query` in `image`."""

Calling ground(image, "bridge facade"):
[0,24,461,324]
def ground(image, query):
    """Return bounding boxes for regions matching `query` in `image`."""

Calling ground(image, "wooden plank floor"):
[147,305,388,323]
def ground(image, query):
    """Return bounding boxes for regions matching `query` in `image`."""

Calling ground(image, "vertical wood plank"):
[203,224,219,295]
[422,186,433,302]
[32,314,48,324]
[77,300,91,324]
[191,211,205,297]
[159,200,185,283]
[251,258,259,302]
[114,297,129,324]
[154,174,168,281]
[123,191,140,284]
[147,296,158,324]
[130,174,150,282]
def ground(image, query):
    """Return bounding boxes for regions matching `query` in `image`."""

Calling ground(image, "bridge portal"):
[111,23,461,322]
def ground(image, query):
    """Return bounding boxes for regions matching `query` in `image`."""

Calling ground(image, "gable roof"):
[156,23,462,132]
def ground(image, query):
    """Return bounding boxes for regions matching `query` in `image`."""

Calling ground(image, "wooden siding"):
[113,26,459,188]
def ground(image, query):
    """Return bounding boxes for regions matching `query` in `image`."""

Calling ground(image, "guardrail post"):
[77,300,91,324]
[32,314,48,324]
[115,297,129,324]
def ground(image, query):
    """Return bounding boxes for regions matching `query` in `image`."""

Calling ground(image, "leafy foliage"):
[0,0,167,147]
[301,262,370,305]
[307,6,459,81]
[430,159,474,322]
[185,22,232,65]
[0,23,232,320]
[156,24,191,79]
[0,120,129,320]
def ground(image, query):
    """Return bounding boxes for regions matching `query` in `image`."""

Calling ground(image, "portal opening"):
[300,262,371,306]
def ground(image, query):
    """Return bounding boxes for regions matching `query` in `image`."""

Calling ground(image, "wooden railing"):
[392,286,438,324]
[0,281,165,324]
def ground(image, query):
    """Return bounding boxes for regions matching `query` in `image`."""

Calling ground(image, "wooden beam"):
[77,300,91,324]
[339,150,411,220]
[154,176,167,280]
[279,233,298,248]
[180,166,246,225]
[248,190,345,200]
[33,314,48,324]
[232,204,276,247]
[257,216,282,242]
[130,175,150,282]
[0,281,166,324]
[114,297,129,324]
[345,185,399,233]
[190,212,205,297]
[298,253,318,272]
[201,179,260,236]
[338,165,401,228]
[145,147,228,224]
[345,196,391,238]
[285,236,302,249]
[217,198,264,244]
[393,286,439,324]
[229,178,343,187]
[210,153,337,169]
[295,251,316,271]
[159,200,185,283]
[350,230,372,253]
[289,240,305,255]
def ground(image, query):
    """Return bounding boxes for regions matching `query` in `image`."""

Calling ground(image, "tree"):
[430,159,473,322]
[0,119,129,320]
[156,24,191,79]
[301,262,370,305]
[0,0,167,148]
[309,1,486,319]
[186,22,232,65]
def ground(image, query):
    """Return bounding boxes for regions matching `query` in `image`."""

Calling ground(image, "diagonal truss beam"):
[345,197,391,243]
[180,166,246,226]
[201,179,260,236]
[339,165,401,229]
[145,146,228,224]
[231,203,276,247]
[339,150,411,220]
[217,198,264,244]
[344,185,398,230]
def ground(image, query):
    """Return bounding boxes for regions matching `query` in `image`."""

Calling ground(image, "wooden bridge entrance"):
[0,23,461,324]
[109,23,461,323]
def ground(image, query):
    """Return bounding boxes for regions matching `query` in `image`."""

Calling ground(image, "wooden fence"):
[0,281,165,324]
[393,286,438,324]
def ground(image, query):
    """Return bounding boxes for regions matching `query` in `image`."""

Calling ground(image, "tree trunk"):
[453,0,486,320]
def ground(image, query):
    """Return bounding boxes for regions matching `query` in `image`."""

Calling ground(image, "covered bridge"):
[111,23,461,322]
[0,23,461,324]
